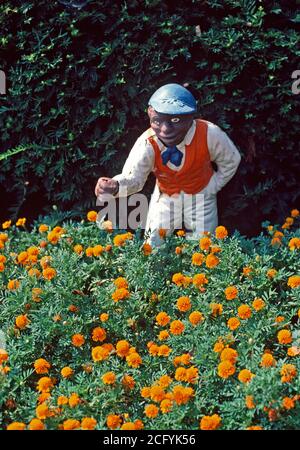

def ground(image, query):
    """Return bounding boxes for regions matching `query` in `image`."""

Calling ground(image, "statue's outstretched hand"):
[95,177,119,197]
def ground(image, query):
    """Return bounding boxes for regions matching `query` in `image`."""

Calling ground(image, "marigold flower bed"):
[0,210,300,430]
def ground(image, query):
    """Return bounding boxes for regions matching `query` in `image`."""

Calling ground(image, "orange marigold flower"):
[172,385,194,405]
[122,374,135,390]
[92,327,106,342]
[0,349,8,364]
[36,403,51,419]
[175,367,187,382]
[261,353,276,367]
[287,275,300,289]
[116,340,131,358]
[252,297,265,311]
[206,253,220,268]
[142,243,152,255]
[172,272,185,286]
[69,393,80,408]
[134,419,144,430]
[282,397,295,410]
[38,392,51,404]
[57,395,69,406]
[192,253,204,266]
[87,210,97,222]
[227,317,240,331]
[36,376,54,392]
[287,346,300,357]
[177,229,185,237]
[141,386,151,398]
[245,396,255,409]
[199,236,211,251]
[28,419,45,430]
[158,330,170,341]
[243,267,252,277]
[102,371,116,385]
[126,352,142,368]
[34,358,51,374]
[92,245,104,257]
[267,269,277,278]
[215,226,228,239]
[39,224,49,233]
[121,422,136,430]
[113,232,132,247]
[114,277,128,289]
[225,286,238,300]
[7,422,26,430]
[100,313,109,322]
[213,341,225,353]
[158,344,171,357]
[0,254,6,263]
[81,417,97,430]
[210,303,223,317]
[289,238,300,251]
[73,244,83,255]
[185,366,199,383]
[277,329,292,345]
[72,333,85,347]
[63,419,81,430]
[220,348,238,364]
[193,273,208,287]
[112,288,130,302]
[16,218,26,227]
[247,425,263,430]
[160,398,173,414]
[144,404,159,418]
[85,247,94,257]
[150,385,166,402]
[15,314,30,329]
[61,366,74,378]
[17,251,28,265]
[0,233,8,242]
[157,375,173,388]
[218,360,236,379]
[159,228,167,238]
[189,311,204,326]
[170,320,185,335]
[156,312,170,326]
[91,345,110,362]
[2,220,12,229]
[238,369,255,383]
[175,246,182,255]
[291,209,299,217]
[42,267,57,280]
[237,304,252,320]
[200,414,221,430]
[281,364,297,383]
[176,296,191,312]
[7,279,20,291]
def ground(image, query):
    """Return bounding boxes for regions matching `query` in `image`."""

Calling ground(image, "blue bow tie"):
[161,146,183,167]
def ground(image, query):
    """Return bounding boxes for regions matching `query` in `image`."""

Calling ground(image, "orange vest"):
[147,119,214,196]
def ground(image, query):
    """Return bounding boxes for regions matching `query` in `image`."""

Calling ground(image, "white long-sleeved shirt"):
[113,120,241,197]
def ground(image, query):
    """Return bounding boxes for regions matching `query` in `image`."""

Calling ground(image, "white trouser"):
[145,183,218,247]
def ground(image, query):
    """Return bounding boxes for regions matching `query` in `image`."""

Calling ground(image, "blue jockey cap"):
[148,83,197,115]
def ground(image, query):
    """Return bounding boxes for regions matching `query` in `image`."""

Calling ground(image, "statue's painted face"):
[148,107,194,147]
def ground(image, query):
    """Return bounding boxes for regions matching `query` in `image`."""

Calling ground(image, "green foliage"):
[0,0,299,234]
[0,211,299,429]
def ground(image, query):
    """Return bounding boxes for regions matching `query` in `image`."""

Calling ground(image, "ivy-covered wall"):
[0,0,299,235]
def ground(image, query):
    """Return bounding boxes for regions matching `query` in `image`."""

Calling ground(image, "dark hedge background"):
[0,0,299,235]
